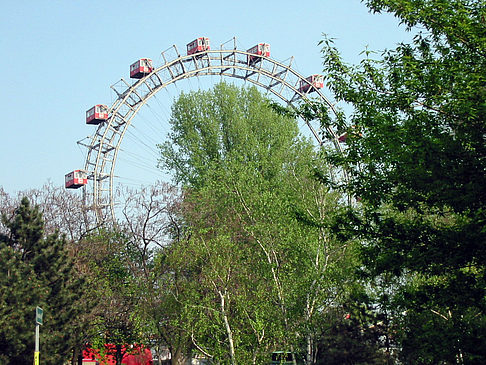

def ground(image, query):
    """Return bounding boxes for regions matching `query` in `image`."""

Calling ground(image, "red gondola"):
[338,132,348,143]
[130,59,153,79]
[298,75,324,93]
[86,105,108,125]
[338,126,362,143]
[187,37,210,56]
[65,170,87,189]
[247,43,270,64]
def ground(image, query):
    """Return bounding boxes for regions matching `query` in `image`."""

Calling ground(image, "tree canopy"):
[316,0,486,362]
[157,82,356,364]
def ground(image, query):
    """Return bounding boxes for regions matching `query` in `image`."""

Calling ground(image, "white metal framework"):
[78,38,342,223]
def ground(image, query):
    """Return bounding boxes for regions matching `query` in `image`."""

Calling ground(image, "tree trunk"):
[71,347,83,365]
[171,347,187,365]
[306,334,314,365]
[219,291,236,365]
[115,344,123,365]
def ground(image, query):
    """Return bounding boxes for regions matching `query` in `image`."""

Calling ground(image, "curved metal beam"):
[83,46,341,223]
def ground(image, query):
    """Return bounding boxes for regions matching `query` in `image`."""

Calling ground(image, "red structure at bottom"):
[82,345,153,365]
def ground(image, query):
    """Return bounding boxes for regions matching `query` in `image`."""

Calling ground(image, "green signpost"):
[36,306,43,326]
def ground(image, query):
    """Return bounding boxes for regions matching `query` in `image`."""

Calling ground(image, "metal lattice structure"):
[78,38,342,223]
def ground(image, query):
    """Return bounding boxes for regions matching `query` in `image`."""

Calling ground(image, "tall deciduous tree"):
[158,83,354,364]
[315,0,486,362]
[0,182,94,241]
[73,229,148,365]
[117,182,185,365]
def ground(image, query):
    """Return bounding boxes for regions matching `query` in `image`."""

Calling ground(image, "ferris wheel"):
[65,37,344,224]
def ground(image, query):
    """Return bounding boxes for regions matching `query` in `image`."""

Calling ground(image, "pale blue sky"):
[0,1,411,194]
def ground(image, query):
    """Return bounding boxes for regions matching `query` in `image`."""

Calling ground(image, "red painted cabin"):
[65,170,87,189]
[130,59,153,79]
[298,75,324,93]
[82,345,153,365]
[338,132,348,143]
[247,43,270,64]
[338,125,362,143]
[187,37,210,56]
[86,105,108,125]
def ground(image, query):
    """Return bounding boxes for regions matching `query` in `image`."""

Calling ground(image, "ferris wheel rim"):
[81,42,342,224]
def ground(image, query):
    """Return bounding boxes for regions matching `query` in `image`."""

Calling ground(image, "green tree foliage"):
[316,277,400,364]
[0,197,85,364]
[145,249,192,365]
[315,0,486,362]
[317,314,388,365]
[158,83,355,364]
[159,82,303,188]
[73,230,145,365]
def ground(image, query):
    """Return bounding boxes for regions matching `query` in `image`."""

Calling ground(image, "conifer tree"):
[0,197,84,364]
